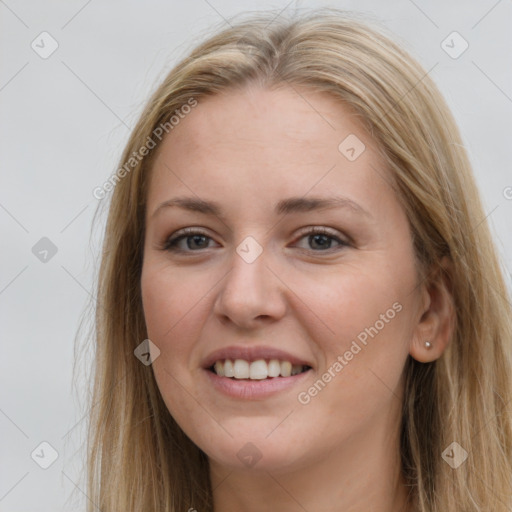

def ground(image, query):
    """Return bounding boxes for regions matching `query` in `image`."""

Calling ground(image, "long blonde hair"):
[84,9,512,511]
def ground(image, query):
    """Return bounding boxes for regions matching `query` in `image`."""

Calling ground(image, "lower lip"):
[204,368,313,400]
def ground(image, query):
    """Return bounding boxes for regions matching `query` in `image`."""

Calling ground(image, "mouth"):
[208,358,313,380]
[201,346,314,399]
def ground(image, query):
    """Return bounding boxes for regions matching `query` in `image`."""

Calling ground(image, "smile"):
[211,358,312,380]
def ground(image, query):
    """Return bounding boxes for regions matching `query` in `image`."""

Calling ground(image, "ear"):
[410,256,455,363]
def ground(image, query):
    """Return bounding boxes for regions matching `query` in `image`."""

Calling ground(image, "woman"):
[85,8,512,511]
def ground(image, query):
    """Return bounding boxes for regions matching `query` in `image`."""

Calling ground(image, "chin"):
[198,430,309,473]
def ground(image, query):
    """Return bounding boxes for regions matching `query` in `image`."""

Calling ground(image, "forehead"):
[147,85,392,214]
[165,85,370,159]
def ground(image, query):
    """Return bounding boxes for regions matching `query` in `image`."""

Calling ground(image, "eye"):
[162,228,217,252]
[293,227,349,252]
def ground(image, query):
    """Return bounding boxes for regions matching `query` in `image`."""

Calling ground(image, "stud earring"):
[425,341,432,349]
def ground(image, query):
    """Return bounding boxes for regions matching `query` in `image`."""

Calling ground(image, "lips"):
[201,345,314,398]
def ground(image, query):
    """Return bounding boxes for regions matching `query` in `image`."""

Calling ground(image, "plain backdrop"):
[1,1,511,510]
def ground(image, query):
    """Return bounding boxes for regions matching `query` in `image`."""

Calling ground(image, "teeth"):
[233,359,249,379]
[249,359,268,380]
[291,364,303,376]
[224,359,234,378]
[280,361,292,377]
[214,360,224,377]
[268,359,281,377]
[211,358,309,379]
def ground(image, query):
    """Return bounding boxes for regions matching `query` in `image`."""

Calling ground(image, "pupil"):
[189,235,207,249]
[311,234,330,250]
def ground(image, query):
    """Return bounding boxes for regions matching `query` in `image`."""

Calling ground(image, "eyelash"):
[162,227,350,254]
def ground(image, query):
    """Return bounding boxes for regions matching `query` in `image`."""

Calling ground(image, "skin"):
[141,84,454,511]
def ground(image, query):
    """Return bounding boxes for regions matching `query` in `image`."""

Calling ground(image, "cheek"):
[292,275,411,439]
[141,258,209,333]
[305,264,409,347]
[140,264,211,431]
[140,263,207,369]
[302,262,414,394]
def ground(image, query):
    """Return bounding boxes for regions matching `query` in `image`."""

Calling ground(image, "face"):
[141,84,425,474]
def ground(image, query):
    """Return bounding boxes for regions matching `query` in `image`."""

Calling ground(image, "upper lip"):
[202,345,313,370]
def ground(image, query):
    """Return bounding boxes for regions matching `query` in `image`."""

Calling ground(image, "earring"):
[425,341,432,349]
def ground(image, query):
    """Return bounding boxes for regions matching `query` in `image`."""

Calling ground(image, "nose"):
[213,247,287,329]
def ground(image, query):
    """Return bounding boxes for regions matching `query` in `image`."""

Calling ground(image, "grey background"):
[1,0,511,510]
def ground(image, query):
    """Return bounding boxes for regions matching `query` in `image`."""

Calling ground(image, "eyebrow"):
[151,195,372,220]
